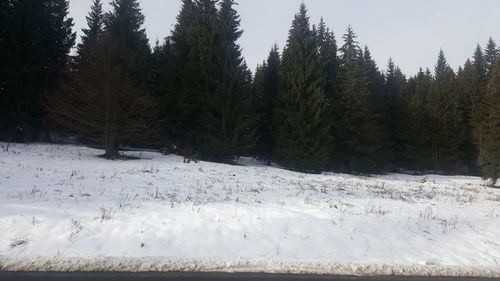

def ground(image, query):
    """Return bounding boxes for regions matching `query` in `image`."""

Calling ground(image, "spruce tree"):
[363,48,385,98]
[48,33,158,158]
[77,0,104,56]
[316,18,338,100]
[477,58,500,185]
[334,26,384,173]
[253,44,281,162]
[401,68,434,170]
[427,50,465,173]
[383,58,407,165]
[274,4,331,172]
[0,0,75,140]
[106,0,150,60]
[484,38,498,75]
[196,0,256,160]
[457,59,482,171]
[362,48,391,165]
[160,0,197,144]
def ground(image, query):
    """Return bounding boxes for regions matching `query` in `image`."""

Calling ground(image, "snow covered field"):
[0,143,499,277]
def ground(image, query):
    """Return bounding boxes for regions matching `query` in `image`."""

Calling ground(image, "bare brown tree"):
[47,33,158,158]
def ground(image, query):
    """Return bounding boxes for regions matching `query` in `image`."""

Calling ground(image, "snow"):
[0,143,499,277]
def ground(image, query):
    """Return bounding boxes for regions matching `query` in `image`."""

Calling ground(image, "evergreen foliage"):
[273,4,331,172]
[316,18,338,100]
[427,50,465,172]
[484,38,498,75]
[383,58,407,165]
[401,68,434,170]
[253,44,281,162]
[333,27,385,173]
[105,0,150,60]
[0,0,498,182]
[47,33,158,158]
[78,0,104,56]
[0,0,75,140]
[477,58,500,185]
[196,0,256,160]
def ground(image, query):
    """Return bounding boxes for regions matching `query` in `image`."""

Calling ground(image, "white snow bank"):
[0,143,499,276]
[1,257,500,277]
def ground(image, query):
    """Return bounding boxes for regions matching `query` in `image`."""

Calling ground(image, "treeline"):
[0,0,498,184]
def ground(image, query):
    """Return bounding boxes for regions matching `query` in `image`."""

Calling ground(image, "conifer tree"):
[0,0,75,140]
[274,4,331,172]
[362,49,391,164]
[401,68,434,170]
[484,38,498,75]
[383,58,407,164]
[363,48,385,98]
[48,33,158,158]
[427,50,465,172]
[316,18,338,100]
[77,0,104,56]
[334,26,384,173]
[477,58,500,185]
[183,0,219,144]
[159,0,198,144]
[457,59,482,170]
[106,0,150,60]
[253,45,281,162]
[196,0,256,160]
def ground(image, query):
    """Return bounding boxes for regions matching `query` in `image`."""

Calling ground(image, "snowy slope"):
[0,143,499,277]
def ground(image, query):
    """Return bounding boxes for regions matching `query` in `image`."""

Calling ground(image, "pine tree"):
[77,0,104,56]
[0,0,75,140]
[273,4,331,172]
[253,44,281,162]
[334,26,384,173]
[477,58,500,185]
[196,0,256,160]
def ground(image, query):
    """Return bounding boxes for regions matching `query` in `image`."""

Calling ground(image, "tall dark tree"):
[48,33,158,158]
[273,4,331,172]
[427,50,465,172]
[457,59,483,171]
[477,58,500,185]
[484,38,498,75]
[105,0,150,60]
[316,17,338,99]
[196,0,256,160]
[0,0,75,141]
[383,57,407,164]
[401,68,434,170]
[363,48,385,98]
[333,26,385,173]
[361,48,391,165]
[253,44,281,162]
[157,0,198,144]
[77,0,104,56]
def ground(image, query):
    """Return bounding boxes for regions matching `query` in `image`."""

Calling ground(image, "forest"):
[0,0,499,184]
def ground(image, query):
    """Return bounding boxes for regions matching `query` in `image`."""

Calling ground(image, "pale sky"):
[69,0,500,77]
